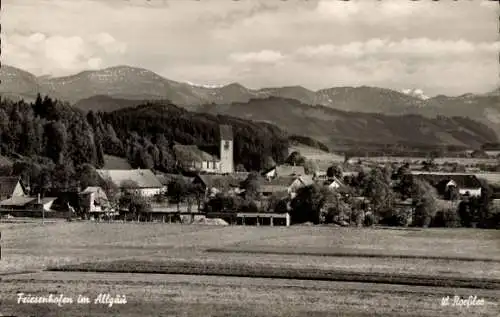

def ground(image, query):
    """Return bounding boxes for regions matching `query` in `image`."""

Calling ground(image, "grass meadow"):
[0,222,499,316]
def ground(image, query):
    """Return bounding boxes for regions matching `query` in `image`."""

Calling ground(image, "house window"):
[224,141,230,150]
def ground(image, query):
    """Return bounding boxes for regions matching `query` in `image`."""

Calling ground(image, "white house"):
[96,169,163,197]
[445,179,482,197]
[410,172,483,197]
[288,175,315,198]
[325,176,345,191]
[79,186,112,213]
[173,144,221,173]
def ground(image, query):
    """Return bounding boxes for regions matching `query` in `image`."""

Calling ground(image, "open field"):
[289,145,499,170]
[1,272,499,317]
[348,156,499,166]
[0,222,499,316]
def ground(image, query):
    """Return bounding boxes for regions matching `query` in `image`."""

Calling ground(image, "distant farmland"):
[290,145,499,169]
[349,156,499,165]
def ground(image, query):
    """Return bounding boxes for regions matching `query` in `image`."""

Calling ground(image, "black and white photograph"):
[0,0,499,316]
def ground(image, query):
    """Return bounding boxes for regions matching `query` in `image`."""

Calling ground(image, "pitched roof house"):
[96,169,163,197]
[79,186,111,213]
[253,175,313,198]
[173,144,221,173]
[288,175,315,198]
[192,174,242,197]
[264,165,306,179]
[0,195,57,212]
[0,177,27,200]
[323,176,348,192]
[409,172,483,197]
[258,176,296,196]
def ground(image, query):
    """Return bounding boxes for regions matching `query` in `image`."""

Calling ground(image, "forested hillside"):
[0,95,289,192]
[199,97,499,151]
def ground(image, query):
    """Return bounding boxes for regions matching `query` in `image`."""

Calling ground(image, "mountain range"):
[1,64,499,149]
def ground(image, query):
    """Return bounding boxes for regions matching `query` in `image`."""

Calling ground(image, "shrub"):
[352,209,364,227]
[364,212,375,227]
[380,211,410,227]
[432,208,462,228]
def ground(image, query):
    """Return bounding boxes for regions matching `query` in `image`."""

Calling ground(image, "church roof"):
[219,125,233,140]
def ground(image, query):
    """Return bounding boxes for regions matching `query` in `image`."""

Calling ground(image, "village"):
[1,124,499,229]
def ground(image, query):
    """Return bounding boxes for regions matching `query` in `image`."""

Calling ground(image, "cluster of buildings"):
[1,124,499,226]
[0,176,58,217]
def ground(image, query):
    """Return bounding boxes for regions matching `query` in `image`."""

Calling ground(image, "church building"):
[172,124,234,174]
[219,124,234,174]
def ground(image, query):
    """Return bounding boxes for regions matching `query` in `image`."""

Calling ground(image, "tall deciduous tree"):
[44,121,68,164]
[167,178,189,211]
[291,184,325,224]
[241,172,260,199]
[327,164,343,179]
[411,179,438,227]
[364,168,396,219]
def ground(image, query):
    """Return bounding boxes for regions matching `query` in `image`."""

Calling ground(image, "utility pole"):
[40,193,45,225]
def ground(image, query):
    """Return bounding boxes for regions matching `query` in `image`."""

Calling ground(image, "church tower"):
[219,124,234,174]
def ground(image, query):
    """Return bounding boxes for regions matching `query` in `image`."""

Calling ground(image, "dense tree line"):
[97,102,289,171]
[0,95,290,193]
[0,96,104,193]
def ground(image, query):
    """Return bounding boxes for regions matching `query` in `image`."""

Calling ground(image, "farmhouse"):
[324,176,347,191]
[0,176,27,200]
[253,175,314,198]
[192,174,243,197]
[288,175,314,198]
[79,186,112,214]
[0,195,57,216]
[96,169,163,197]
[155,173,194,194]
[409,172,483,197]
[258,176,295,197]
[264,164,306,179]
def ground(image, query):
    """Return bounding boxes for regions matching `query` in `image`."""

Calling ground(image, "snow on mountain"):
[401,88,430,100]
[186,81,225,89]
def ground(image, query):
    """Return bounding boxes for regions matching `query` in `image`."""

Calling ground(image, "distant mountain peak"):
[222,82,246,89]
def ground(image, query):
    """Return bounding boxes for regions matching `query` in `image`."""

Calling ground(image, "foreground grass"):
[1,223,499,276]
[51,258,500,289]
[207,246,500,262]
[1,272,499,317]
[2,223,499,316]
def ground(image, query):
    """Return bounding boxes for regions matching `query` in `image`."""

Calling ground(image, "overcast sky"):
[2,0,499,96]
